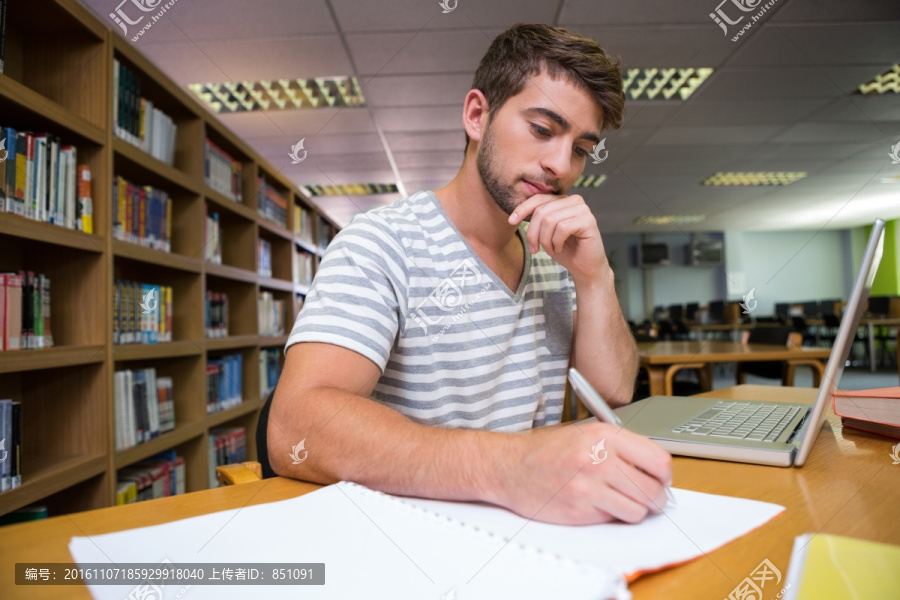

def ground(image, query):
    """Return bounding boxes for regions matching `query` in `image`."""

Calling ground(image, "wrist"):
[573,261,615,293]
[479,431,527,508]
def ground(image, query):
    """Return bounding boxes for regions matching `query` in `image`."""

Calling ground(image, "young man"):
[264,23,672,525]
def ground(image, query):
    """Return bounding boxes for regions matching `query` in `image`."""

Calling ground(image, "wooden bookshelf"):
[0,0,340,519]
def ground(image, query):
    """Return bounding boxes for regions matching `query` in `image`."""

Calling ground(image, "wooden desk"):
[638,341,831,396]
[625,385,900,599]
[1,386,897,599]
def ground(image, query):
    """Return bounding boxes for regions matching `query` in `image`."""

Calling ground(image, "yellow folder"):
[785,533,900,599]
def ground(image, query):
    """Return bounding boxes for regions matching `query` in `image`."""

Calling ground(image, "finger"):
[540,208,588,255]
[610,462,668,514]
[509,193,557,225]
[615,431,673,487]
[587,478,651,524]
[527,198,581,253]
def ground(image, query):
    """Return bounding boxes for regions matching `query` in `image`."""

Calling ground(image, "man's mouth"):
[523,179,554,195]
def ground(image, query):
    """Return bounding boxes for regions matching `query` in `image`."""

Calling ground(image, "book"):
[0,398,9,491]
[77,164,92,233]
[0,0,6,75]
[114,61,177,165]
[0,399,18,490]
[204,203,221,264]
[205,290,229,338]
[3,127,15,208]
[14,132,26,214]
[257,238,271,279]
[257,176,288,228]
[783,533,900,600]
[2,272,21,350]
[203,138,243,201]
[117,451,186,504]
[293,248,314,289]
[114,367,169,450]
[112,175,170,250]
[113,280,172,345]
[833,387,900,428]
[209,427,246,487]
[258,292,284,336]
[10,400,20,487]
[206,354,242,413]
[840,417,900,439]
[156,376,175,433]
[0,128,82,229]
[260,348,281,398]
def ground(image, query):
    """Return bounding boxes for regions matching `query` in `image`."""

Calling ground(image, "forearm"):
[268,385,520,503]
[572,265,639,406]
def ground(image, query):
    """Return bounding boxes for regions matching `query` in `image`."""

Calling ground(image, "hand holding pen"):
[568,368,677,508]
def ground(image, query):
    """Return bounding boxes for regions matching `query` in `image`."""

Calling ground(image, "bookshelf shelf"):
[206,400,261,429]
[257,217,292,241]
[204,188,258,223]
[0,454,107,516]
[205,335,260,352]
[0,345,107,374]
[0,214,106,253]
[205,262,258,285]
[113,138,201,195]
[0,0,340,520]
[259,335,290,348]
[113,341,204,362]
[0,75,106,145]
[112,239,203,273]
[259,278,294,293]
[114,424,205,469]
[295,238,318,254]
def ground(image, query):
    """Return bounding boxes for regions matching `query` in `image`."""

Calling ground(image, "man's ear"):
[462,89,489,145]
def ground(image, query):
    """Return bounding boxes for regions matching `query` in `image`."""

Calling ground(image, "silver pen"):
[568,368,677,507]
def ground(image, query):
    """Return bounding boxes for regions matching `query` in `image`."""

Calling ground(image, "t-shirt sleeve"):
[284,216,407,373]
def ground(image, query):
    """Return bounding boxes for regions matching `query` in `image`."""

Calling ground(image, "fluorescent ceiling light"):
[188,77,366,113]
[572,174,607,188]
[302,183,398,197]
[855,64,900,95]
[621,68,714,101]
[700,172,807,186]
[633,215,706,225]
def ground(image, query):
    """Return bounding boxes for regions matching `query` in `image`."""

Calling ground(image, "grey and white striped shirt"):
[285,190,577,432]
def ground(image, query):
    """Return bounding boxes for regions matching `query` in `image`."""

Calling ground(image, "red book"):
[4,272,22,351]
[138,187,147,243]
[833,387,900,427]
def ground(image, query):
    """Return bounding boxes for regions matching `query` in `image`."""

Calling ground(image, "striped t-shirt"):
[285,190,577,432]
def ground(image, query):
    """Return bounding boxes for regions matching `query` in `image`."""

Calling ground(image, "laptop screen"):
[794,219,885,466]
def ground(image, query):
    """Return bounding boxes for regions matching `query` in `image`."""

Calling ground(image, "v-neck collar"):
[425,190,531,302]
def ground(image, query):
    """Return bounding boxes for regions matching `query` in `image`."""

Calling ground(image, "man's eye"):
[574,147,588,157]
[531,124,551,136]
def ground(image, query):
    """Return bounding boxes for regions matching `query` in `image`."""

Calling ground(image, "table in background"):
[638,341,831,396]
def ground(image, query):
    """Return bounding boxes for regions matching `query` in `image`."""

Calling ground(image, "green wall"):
[868,218,900,295]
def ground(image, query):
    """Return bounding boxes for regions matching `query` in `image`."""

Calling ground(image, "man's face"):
[475,70,606,219]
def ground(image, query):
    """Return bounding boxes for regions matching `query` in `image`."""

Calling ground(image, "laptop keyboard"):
[671,401,803,442]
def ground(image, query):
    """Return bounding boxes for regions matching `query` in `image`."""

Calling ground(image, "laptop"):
[608,218,886,467]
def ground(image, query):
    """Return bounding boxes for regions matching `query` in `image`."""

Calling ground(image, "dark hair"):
[464,23,625,154]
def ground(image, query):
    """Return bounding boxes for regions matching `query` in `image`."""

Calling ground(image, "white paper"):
[68,482,628,600]
[404,487,785,578]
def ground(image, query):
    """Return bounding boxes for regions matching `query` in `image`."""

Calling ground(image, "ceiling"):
[78,0,900,232]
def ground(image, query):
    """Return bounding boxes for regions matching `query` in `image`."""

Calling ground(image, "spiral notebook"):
[68,481,784,600]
